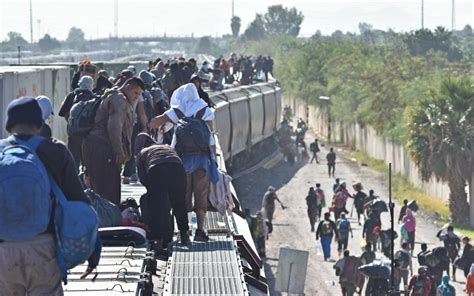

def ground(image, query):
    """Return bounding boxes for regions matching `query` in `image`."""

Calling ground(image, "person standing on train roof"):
[190,74,214,108]
[0,97,93,295]
[149,83,219,242]
[82,77,145,206]
[58,75,95,171]
[36,95,54,138]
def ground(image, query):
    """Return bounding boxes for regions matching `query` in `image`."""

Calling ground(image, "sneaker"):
[194,229,209,242]
[180,232,190,244]
[122,177,131,184]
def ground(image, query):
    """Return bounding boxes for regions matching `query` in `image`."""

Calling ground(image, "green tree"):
[66,27,85,49]
[231,16,241,38]
[263,5,304,36]
[243,14,266,40]
[38,34,61,52]
[403,27,462,61]
[408,77,474,225]
[6,32,28,46]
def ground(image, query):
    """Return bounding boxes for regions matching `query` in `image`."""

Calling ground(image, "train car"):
[0,64,282,295]
[0,65,70,140]
[256,83,279,140]
[211,93,232,160]
[220,88,251,158]
[241,85,265,146]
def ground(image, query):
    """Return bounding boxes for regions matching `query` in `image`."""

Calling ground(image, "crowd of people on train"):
[0,54,272,294]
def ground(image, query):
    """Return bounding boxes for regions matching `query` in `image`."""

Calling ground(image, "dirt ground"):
[233,132,466,295]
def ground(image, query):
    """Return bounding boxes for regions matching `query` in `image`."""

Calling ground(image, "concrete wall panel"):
[293,98,450,202]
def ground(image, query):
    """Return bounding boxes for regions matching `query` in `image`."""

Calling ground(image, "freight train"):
[0,64,282,295]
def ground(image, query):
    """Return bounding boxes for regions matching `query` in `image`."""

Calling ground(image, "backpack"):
[437,283,455,296]
[86,189,122,228]
[174,108,211,156]
[412,276,426,295]
[338,219,350,239]
[395,250,410,269]
[321,221,334,236]
[67,93,101,137]
[0,135,52,241]
[51,174,99,283]
[309,142,319,152]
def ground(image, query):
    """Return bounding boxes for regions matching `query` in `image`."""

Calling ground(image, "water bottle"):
[316,244,322,255]
[191,213,197,236]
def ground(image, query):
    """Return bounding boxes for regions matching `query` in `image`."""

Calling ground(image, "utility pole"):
[451,0,456,31]
[389,163,395,293]
[37,19,41,41]
[29,0,33,42]
[421,0,424,29]
[114,0,118,38]
[232,0,234,18]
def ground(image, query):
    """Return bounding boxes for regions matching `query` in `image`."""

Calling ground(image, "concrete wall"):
[0,66,70,142]
[284,95,450,201]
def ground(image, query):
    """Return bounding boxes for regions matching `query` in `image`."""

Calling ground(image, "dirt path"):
[233,133,465,295]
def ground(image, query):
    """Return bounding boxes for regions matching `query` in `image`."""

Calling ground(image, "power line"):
[452,0,456,31]
[29,0,33,43]
[114,0,118,37]
[421,0,424,29]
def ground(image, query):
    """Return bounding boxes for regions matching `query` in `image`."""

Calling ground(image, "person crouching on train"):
[134,133,190,254]
[149,83,218,242]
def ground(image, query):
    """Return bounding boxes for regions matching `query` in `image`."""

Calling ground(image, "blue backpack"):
[1,135,100,283]
[49,168,99,283]
[338,219,350,239]
[0,135,52,241]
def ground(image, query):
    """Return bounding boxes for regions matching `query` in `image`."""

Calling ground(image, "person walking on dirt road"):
[316,212,339,261]
[326,147,336,177]
[336,213,353,257]
[436,225,461,281]
[402,208,417,252]
[315,183,326,221]
[352,182,367,225]
[334,250,364,296]
[306,187,319,232]
[333,182,350,220]
[399,199,409,224]
[407,266,432,296]
[309,139,320,164]
[262,186,286,224]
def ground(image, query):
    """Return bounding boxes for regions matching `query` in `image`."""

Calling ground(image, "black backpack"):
[174,108,210,156]
[309,143,316,152]
[67,93,101,137]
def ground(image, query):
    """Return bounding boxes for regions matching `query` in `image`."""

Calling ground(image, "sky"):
[1,0,473,42]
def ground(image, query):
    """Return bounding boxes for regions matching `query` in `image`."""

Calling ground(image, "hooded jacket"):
[88,87,135,161]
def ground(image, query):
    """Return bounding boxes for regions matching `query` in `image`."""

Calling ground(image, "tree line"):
[1,27,86,52]
[237,8,473,225]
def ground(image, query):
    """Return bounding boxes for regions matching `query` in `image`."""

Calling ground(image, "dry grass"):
[349,150,450,222]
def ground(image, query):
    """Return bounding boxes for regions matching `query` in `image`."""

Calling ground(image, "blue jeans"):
[321,236,332,259]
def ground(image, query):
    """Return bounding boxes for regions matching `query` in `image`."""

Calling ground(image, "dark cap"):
[5,96,43,132]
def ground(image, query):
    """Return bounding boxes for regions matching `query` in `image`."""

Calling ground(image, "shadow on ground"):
[233,155,308,296]
[233,157,307,215]
[263,258,281,296]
